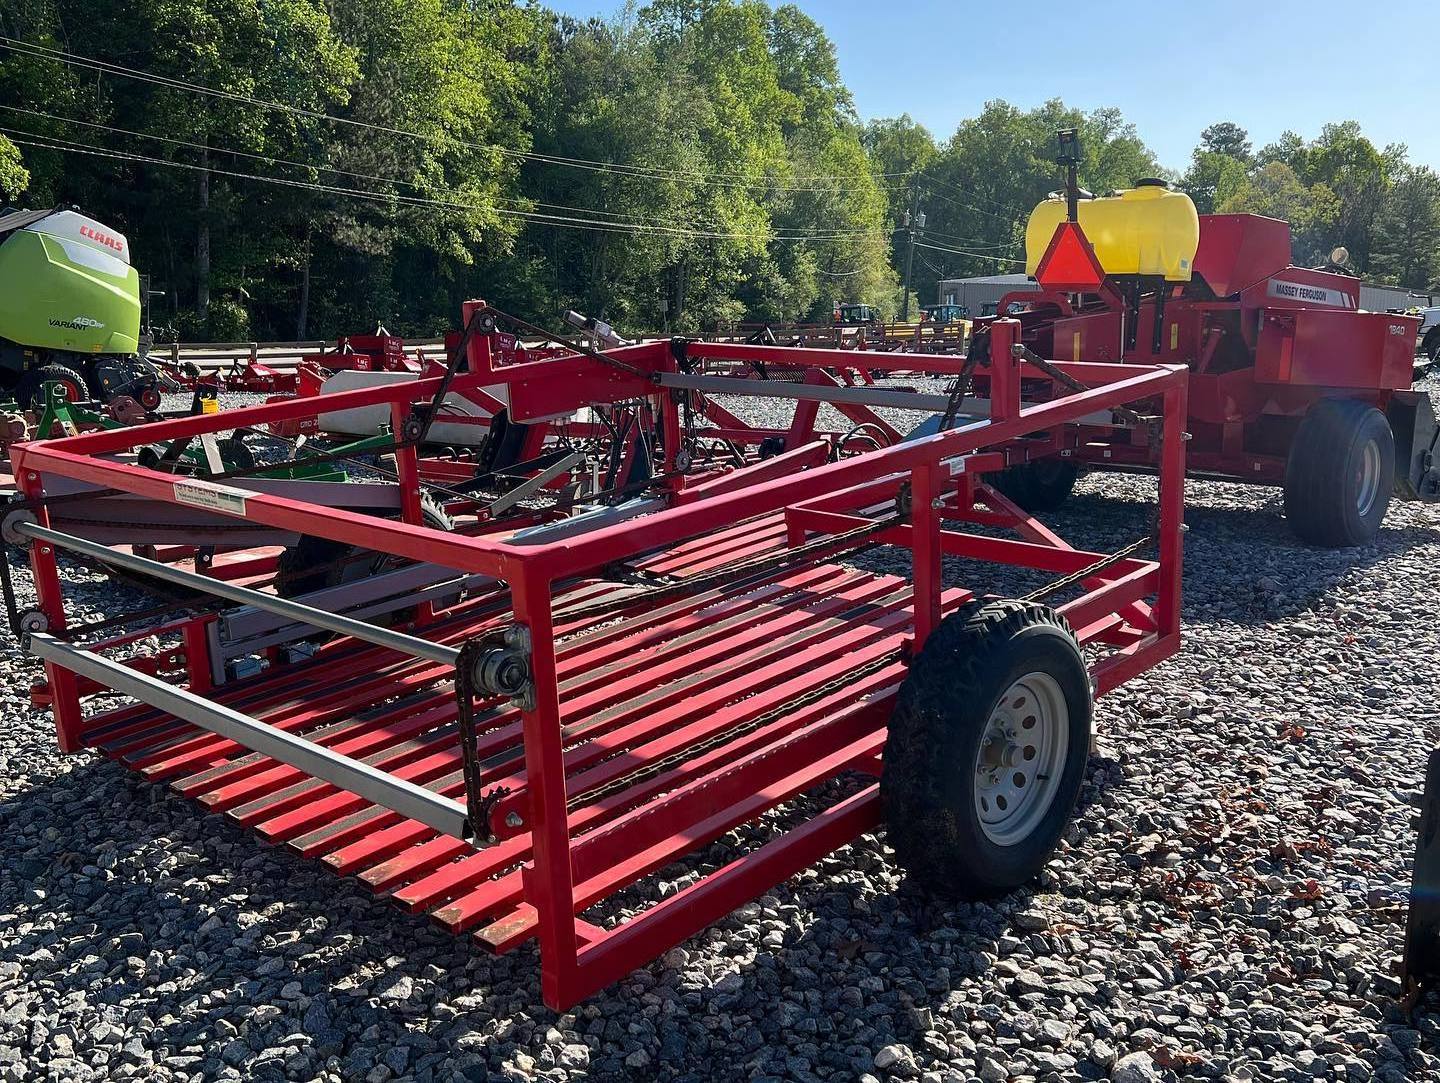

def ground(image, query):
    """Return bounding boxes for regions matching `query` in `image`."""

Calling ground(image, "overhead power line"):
[0,36,909,194]
[4,130,893,244]
[913,239,1025,266]
[918,183,1024,228]
[914,251,950,278]
[913,226,1021,250]
[923,175,1024,218]
[0,103,783,232]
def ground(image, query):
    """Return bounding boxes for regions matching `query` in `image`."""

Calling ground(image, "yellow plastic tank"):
[1025,182,1200,282]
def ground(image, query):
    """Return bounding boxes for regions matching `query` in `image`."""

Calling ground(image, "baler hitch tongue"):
[1404,749,1440,1003]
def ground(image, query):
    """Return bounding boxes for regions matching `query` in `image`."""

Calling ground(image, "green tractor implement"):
[0,205,172,410]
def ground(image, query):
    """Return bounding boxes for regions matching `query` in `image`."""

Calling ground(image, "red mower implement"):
[993,128,1436,547]
[4,307,1187,1010]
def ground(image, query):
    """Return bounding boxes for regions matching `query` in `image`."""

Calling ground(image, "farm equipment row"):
[716,311,970,355]
[8,126,1438,1012]
[4,298,1186,1010]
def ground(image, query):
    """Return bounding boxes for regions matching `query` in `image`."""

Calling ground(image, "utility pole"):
[901,185,925,321]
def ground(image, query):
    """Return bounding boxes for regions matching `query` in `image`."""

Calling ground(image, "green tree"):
[1179,122,1251,214]
[1370,164,1440,287]
[1302,122,1390,267]
[305,0,543,336]
[756,5,894,319]
[1256,130,1306,169]
[0,0,360,337]
[0,0,550,338]
[862,115,937,279]
[14,4,1420,340]
[0,136,27,199]
[1218,161,1340,264]
[1253,123,1391,267]
[496,1,893,332]
[1199,121,1251,162]
[1179,150,1247,214]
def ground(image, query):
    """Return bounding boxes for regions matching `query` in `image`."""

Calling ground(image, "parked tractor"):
[833,302,880,326]
[923,302,969,324]
[992,132,1437,547]
[1418,306,1440,365]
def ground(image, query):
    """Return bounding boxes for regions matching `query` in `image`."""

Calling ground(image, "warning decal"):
[173,479,250,517]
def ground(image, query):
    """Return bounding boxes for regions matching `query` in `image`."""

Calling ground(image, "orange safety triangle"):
[1035,221,1106,293]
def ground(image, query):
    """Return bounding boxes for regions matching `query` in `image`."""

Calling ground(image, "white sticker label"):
[1266,279,1355,308]
[173,479,250,517]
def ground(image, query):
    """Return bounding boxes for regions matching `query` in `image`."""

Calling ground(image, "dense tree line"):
[1178,119,1439,285]
[0,0,1435,343]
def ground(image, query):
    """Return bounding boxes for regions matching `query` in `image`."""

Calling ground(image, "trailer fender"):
[1386,391,1440,501]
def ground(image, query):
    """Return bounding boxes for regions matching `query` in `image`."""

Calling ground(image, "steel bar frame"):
[11,318,1189,1010]
[16,521,460,666]
[27,632,471,838]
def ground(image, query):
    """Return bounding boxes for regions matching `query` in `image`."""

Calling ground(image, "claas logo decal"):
[79,224,124,254]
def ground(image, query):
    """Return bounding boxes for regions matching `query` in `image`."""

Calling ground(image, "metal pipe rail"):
[155,337,450,372]
[24,631,471,840]
[11,520,460,667]
[657,371,954,411]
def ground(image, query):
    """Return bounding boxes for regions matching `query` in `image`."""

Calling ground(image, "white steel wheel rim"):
[973,672,1069,847]
[1354,439,1381,517]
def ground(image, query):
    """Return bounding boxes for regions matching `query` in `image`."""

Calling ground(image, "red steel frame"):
[12,318,1188,1010]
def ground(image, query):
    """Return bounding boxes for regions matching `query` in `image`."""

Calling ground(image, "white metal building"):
[935,274,1038,316]
[1359,282,1434,313]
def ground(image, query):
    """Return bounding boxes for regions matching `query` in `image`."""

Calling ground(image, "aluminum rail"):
[25,632,472,840]
[13,520,460,666]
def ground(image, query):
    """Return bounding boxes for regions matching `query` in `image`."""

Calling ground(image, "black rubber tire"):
[986,458,1080,513]
[881,599,1092,896]
[1423,327,1440,365]
[15,363,87,411]
[219,438,256,473]
[1283,398,1395,547]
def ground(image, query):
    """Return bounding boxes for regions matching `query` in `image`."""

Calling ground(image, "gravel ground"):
[3,381,1440,1083]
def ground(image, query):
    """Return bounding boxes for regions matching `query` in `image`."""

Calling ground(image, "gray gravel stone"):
[1111,1050,1159,1082]
[0,380,1439,1080]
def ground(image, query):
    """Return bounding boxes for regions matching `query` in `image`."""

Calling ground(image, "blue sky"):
[542,0,1439,173]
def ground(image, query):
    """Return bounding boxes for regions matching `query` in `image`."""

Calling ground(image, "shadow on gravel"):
[850,484,1440,634]
[1,735,1131,1080]
[1174,512,1440,628]
[8,738,1440,1080]
[0,757,553,1078]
